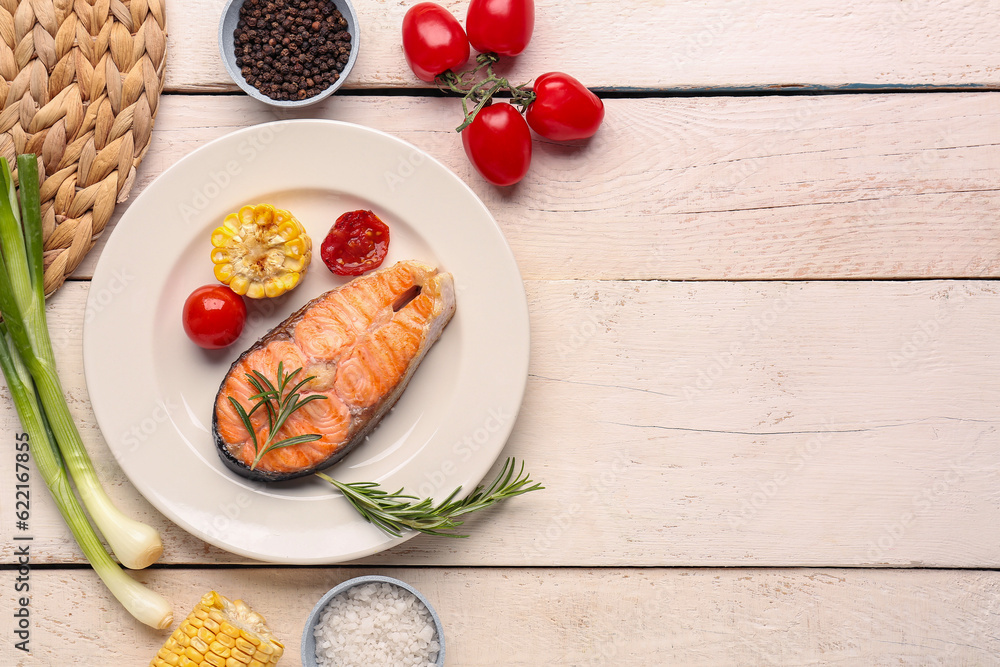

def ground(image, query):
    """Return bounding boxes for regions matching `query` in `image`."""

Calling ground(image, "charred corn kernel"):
[211,204,312,299]
[151,592,283,667]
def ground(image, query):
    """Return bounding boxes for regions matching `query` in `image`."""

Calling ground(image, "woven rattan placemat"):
[0,0,166,295]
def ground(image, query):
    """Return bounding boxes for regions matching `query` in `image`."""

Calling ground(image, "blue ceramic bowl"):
[301,575,446,666]
[218,0,360,108]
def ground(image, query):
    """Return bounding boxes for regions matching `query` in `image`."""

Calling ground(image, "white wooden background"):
[3,0,1000,664]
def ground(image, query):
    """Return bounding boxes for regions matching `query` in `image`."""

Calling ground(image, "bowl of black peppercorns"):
[219,0,359,107]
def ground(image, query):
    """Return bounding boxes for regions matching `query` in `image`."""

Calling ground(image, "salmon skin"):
[213,260,456,482]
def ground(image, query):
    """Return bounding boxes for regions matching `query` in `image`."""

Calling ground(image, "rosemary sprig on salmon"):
[213,261,456,481]
[227,361,327,470]
[317,457,544,538]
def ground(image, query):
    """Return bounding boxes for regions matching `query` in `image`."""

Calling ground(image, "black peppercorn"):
[233,0,352,102]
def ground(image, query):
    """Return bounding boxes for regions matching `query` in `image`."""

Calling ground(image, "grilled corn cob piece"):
[211,203,312,299]
[151,591,284,667]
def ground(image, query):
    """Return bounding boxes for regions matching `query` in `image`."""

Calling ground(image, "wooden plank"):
[74,93,1000,282]
[3,279,999,567]
[167,0,1000,92]
[3,567,999,665]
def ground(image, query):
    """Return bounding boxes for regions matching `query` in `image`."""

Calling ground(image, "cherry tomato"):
[525,72,605,141]
[182,285,247,349]
[321,209,391,276]
[402,3,470,82]
[462,103,532,186]
[466,0,534,56]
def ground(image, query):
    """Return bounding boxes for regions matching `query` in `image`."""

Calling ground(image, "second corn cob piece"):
[151,591,284,667]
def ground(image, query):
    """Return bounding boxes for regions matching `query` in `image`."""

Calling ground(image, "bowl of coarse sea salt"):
[302,575,445,667]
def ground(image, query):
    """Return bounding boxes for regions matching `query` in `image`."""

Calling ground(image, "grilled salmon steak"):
[213,260,456,481]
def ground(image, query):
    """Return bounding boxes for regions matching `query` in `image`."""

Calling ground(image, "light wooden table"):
[4,0,1000,664]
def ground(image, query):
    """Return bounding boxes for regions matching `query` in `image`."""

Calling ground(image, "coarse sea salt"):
[313,582,440,667]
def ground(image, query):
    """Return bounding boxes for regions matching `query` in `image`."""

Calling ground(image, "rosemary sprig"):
[227,362,327,470]
[316,457,544,538]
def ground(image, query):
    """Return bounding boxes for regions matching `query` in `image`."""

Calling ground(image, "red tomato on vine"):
[466,0,534,57]
[462,104,532,186]
[402,3,471,82]
[526,72,605,141]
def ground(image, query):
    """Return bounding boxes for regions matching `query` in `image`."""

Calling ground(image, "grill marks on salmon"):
[212,260,456,481]
[335,293,433,408]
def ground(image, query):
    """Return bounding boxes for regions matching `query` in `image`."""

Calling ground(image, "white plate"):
[83,120,529,563]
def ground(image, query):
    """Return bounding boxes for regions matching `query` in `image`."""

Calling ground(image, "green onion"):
[0,154,171,627]
[0,325,172,629]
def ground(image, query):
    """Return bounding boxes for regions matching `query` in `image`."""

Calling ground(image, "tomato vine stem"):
[435,52,537,132]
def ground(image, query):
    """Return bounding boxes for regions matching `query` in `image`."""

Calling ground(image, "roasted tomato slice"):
[321,209,391,276]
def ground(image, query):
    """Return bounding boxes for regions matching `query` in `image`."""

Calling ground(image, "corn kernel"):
[209,204,312,299]
[228,275,250,295]
[209,641,231,657]
[149,593,283,667]
[230,648,252,663]
[235,637,256,653]
[221,622,241,638]
[158,646,181,665]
